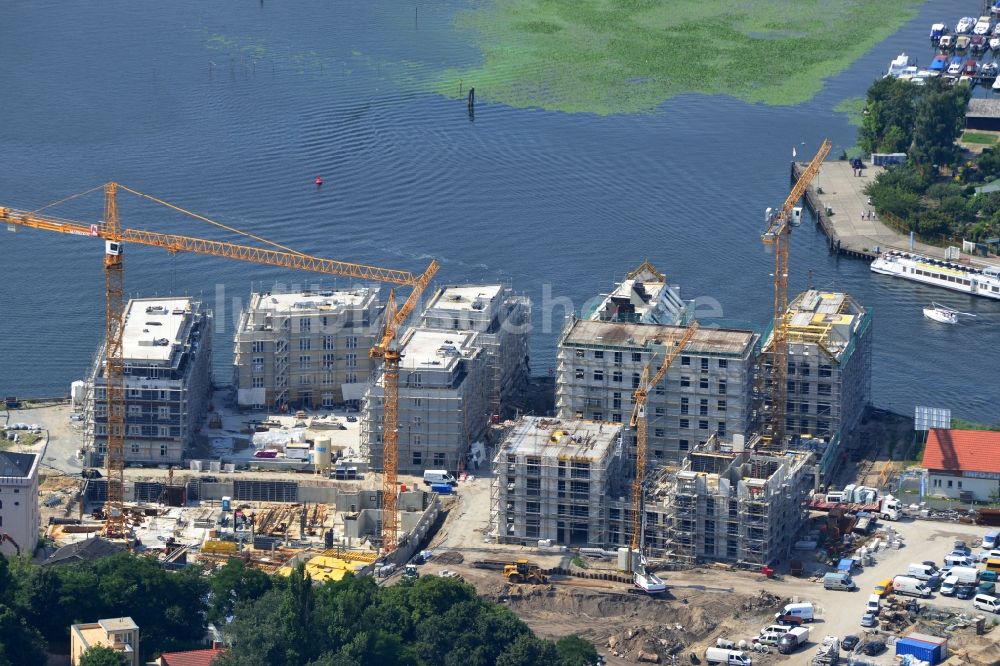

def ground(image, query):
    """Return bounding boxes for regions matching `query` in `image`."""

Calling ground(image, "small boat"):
[956,35,972,52]
[982,61,999,79]
[957,16,976,34]
[922,302,976,324]
[992,74,1000,90]
[930,23,947,43]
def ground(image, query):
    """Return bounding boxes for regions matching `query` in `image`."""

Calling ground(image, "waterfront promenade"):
[798,160,1000,268]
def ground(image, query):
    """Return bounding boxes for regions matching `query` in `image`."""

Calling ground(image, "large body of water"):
[1,0,997,423]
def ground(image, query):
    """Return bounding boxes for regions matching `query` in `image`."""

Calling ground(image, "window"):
[699,420,708,430]
[632,352,642,362]
[699,378,708,389]
[947,480,953,488]
[413,451,422,466]
[632,373,641,389]
[700,357,709,370]
[718,381,727,394]
[299,338,311,351]
[817,383,832,396]
[575,368,584,380]
[680,376,691,388]
[654,407,665,416]
[575,349,585,358]
[346,353,357,368]
[299,355,311,370]
[252,376,264,388]
[526,501,540,514]
[346,373,357,383]
[158,406,171,419]
[679,418,690,429]
[131,442,140,454]
[159,425,170,437]
[699,398,708,416]
[346,336,358,349]
[128,404,142,417]
[679,439,689,451]
[654,428,665,437]
[799,365,810,377]
[612,413,622,423]
[128,424,141,436]
[323,336,335,350]
[299,318,311,333]
[613,351,623,365]
[612,370,623,383]
[322,393,335,408]
[718,359,728,368]
[717,421,726,436]
[819,364,832,378]
[593,370,604,381]
[252,340,265,353]
[323,353,336,369]
[612,393,622,410]
[590,350,603,360]
[680,397,688,414]
[681,356,691,366]
[592,412,603,421]
[433,453,445,466]
[252,356,265,373]
[717,400,727,411]
[160,444,168,457]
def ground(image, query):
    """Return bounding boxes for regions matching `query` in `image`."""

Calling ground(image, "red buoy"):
[315,176,323,186]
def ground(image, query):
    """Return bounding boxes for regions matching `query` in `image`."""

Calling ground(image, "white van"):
[423,469,457,486]
[704,647,752,666]
[774,602,814,622]
[972,593,1000,614]
[907,563,937,581]
[983,530,1000,550]
[892,575,931,598]
[940,575,959,596]
[944,554,975,569]
[866,594,881,615]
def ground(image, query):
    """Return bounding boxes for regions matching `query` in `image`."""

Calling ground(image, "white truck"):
[877,495,903,520]
[776,627,810,654]
[892,575,932,598]
[949,566,979,585]
[705,647,752,666]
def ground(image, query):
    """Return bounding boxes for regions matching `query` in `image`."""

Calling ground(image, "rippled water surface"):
[1,0,996,423]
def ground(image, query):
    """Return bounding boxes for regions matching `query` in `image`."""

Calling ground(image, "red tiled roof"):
[922,429,1000,474]
[160,648,225,666]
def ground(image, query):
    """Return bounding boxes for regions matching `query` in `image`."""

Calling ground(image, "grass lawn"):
[961,131,999,145]
[440,0,923,114]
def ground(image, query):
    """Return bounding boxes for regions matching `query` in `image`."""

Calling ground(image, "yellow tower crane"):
[760,139,830,448]
[2,183,437,546]
[628,321,698,585]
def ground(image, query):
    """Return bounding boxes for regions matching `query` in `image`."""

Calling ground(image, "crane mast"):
[761,139,830,448]
[3,183,437,549]
[628,321,698,562]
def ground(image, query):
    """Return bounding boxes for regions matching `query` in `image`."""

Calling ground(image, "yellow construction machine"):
[503,560,547,584]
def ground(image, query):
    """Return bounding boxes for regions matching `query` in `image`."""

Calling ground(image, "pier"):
[795,160,1000,268]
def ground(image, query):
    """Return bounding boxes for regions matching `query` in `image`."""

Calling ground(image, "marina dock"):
[795,160,1000,268]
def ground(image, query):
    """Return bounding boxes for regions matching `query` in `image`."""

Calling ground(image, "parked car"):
[980,570,998,583]
[860,613,878,628]
[956,584,977,600]
[863,640,887,656]
[926,573,943,590]
[841,635,860,652]
[978,581,996,595]
[977,549,1000,563]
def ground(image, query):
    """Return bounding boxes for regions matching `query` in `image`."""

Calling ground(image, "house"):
[0,451,39,558]
[71,617,140,666]
[922,428,1000,502]
[42,536,125,566]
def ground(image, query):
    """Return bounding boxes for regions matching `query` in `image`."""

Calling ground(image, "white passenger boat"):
[870,250,1000,299]
[923,303,959,324]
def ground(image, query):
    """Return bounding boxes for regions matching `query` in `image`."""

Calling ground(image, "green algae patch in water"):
[834,97,867,127]
[440,0,922,114]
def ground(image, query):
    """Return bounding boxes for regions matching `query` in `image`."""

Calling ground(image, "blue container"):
[430,483,453,495]
[895,638,940,665]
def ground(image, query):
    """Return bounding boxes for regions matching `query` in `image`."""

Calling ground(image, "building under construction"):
[490,417,625,546]
[418,284,531,421]
[556,318,758,466]
[361,327,489,475]
[626,434,815,566]
[587,261,689,325]
[762,290,872,441]
[83,297,212,466]
[233,288,383,411]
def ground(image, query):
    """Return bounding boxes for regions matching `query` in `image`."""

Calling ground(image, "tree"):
[556,635,600,666]
[910,79,970,167]
[495,635,559,666]
[0,604,47,666]
[78,645,127,666]
[208,558,274,625]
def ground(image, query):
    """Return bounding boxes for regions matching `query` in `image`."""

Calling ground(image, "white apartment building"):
[0,451,39,557]
[361,327,489,475]
[233,288,382,410]
[556,319,758,466]
[763,290,872,440]
[419,284,530,418]
[85,298,212,465]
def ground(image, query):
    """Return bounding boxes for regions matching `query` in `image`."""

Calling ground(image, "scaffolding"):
[491,417,625,547]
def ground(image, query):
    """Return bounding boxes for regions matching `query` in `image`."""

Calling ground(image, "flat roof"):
[967,98,1000,118]
[99,617,138,632]
[400,328,479,370]
[425,285,503,312]
[562,319,755,356]
[122,297,191,362]
[250,289,373,313]
[782,290,867,358]
[502,416,621,462]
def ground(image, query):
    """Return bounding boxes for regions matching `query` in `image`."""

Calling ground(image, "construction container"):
[430,483,453,495]
[895,635,946,665]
